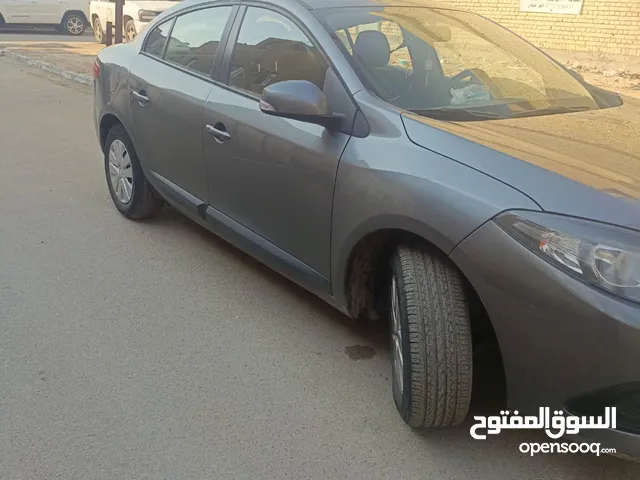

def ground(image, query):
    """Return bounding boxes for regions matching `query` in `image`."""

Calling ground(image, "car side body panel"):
[330,91,541,306]
[94,44,140,148]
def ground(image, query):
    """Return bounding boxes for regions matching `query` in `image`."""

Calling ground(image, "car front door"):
[202,5,354,285]
[128,4,237,214]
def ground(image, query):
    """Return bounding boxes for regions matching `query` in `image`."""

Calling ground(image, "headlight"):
[138,10,159,22]
[496,211,640,303]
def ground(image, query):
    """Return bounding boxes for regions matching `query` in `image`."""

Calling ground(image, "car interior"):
[336,21,457,110]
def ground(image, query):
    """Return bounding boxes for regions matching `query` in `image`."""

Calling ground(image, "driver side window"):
[228,7,330,96]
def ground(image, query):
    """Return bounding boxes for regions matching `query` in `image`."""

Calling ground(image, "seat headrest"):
[353,30,391,68]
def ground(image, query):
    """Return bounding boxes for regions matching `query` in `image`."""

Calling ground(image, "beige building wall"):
[439,0,640,56]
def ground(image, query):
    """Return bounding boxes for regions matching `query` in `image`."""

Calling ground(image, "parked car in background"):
[89,0,180,43]
[0,0,89,35]
[93,0,640,459]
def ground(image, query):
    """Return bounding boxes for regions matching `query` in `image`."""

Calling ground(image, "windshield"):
[315,6,602,120]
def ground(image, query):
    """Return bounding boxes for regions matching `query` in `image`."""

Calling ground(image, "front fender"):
[330,105,540,309]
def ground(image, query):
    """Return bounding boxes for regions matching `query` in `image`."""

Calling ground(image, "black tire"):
[93,18,105,44]
[390,245,473,429]
[124,19,137,42]
[62,13,86,36]
[104,124,162,220]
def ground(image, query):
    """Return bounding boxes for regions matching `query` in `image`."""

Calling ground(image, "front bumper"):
[450,220,640,456]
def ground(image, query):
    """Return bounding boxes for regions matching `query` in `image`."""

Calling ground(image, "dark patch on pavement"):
[345,345,376,360]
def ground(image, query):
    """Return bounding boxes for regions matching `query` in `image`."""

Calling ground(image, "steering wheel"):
[450,68,491,89]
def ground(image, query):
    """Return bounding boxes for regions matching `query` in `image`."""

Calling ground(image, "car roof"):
[177,0,453,12]
[298,0,447,9]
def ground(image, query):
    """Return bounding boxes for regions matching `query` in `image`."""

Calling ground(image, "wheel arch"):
[336,221,508,406]
[62,10,89,23]
[99,112,130,154]
[333,214,455,319]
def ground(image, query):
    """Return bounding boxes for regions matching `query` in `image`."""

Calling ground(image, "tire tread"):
[393,245,472,428]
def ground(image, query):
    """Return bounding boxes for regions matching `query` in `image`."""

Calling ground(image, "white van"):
[0,0,90,35]
[89,0,179,44]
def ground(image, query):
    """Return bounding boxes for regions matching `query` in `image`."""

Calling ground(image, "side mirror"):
[259,80,343,130]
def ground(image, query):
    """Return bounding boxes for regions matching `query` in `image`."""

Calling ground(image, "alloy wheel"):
[125,24,136,42]
[66,16,84,35]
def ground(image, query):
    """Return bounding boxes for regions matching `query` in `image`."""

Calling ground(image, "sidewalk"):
[0,39,639,98]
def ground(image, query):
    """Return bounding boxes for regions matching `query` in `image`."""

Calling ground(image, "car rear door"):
[6,0,60,23]
[128,4,238,215]
[202,4,356,285]
[4,0,35,23]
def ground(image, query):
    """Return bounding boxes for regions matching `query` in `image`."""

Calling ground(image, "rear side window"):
[163,6,233,76]
[228,7,329,96]
[144,21,172,58]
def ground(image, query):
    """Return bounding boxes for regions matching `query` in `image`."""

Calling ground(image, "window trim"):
[141,17,174,59]
[139,3,240,83]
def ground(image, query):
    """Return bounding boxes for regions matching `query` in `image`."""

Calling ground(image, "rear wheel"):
[93,18,105,44]
[62,13,86,35]
[104,124,162,220]
[390,245,473,428]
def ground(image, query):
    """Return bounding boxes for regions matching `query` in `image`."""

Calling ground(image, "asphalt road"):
[0,57,638,479]
[0,28,94,43]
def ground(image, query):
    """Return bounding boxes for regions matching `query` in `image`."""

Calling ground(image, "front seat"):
[353,30,409,101]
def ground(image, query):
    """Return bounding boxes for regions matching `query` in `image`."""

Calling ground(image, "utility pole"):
[114,0,125,44]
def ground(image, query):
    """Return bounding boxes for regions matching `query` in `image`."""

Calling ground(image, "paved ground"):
[1,57,639,479]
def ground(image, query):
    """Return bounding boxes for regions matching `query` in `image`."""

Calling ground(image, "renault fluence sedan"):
[93,0,640,457]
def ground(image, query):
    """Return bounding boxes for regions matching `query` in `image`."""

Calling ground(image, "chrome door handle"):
[205,124,231,143]
[132,90,150,105]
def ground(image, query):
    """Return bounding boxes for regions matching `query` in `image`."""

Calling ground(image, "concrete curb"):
[0,49,92,86]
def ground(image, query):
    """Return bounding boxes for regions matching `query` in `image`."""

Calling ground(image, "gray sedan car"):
[94,0,640,456]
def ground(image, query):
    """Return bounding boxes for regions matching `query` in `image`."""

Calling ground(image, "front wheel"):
[62,13,86,36]
[390,245,473,428]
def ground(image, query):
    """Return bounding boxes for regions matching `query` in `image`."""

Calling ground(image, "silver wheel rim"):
[66,16,83,34]
[126,25,136,41]
[391,275,404,395]
[108,139,134,204]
